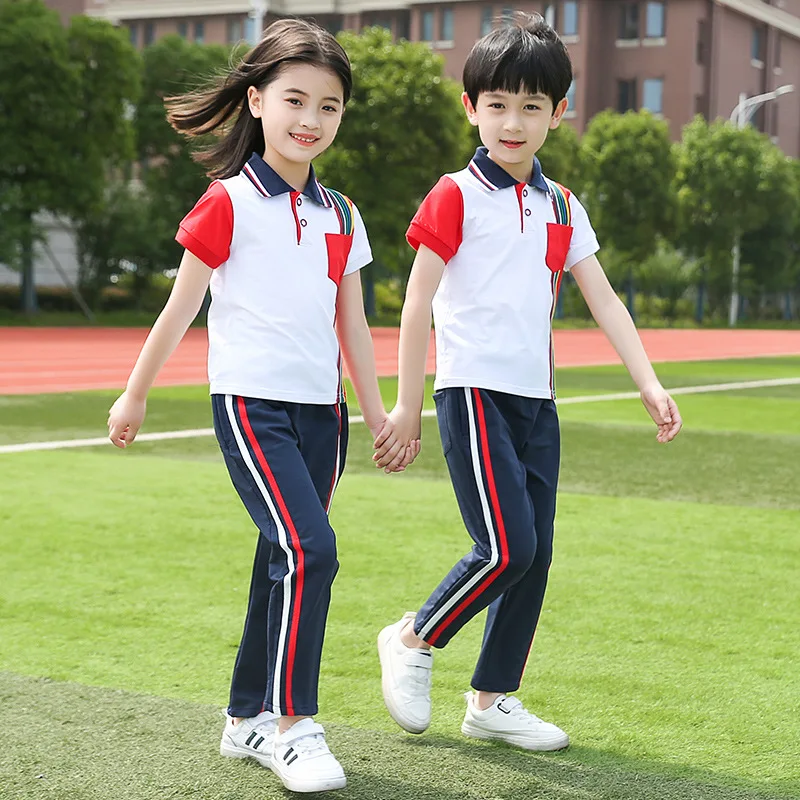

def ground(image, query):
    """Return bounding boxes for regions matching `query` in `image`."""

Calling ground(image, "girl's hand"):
[374,405,422,472]
[107,391,147,449]
[640,383,682,443]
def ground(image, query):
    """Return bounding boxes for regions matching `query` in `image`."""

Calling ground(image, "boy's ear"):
[549,97,568,130]
[247,85,262,119]
[461,92,479,127]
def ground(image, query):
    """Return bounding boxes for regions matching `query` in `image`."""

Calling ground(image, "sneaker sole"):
[461,721,570,752]
[271,760,347,793]
[220,741,274,770]
[377,625,430,735]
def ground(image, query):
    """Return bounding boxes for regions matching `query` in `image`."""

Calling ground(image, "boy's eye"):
[525,104,541,111]
[488,103,504,109]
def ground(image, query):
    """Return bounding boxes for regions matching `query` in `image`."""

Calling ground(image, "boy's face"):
[463,88,567,180]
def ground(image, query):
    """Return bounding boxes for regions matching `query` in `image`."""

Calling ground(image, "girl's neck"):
[261,146,312,193]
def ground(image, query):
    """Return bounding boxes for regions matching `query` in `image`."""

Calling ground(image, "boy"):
[375,12,682,750]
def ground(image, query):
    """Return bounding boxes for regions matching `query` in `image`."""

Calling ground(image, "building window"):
[441,7,454,40]
[371,16,393,31]
[129,23,139,47]
[771,102,779,135]
[177,20,188,39]
[561,1,578,36]
[617,78,637,112]
[565,78,576,110]
[397,12,410,40]
[194,20,205,44]
[421,10,435,41]
[619,3,639,40]
[228,17,243,43]
[143,21,155,46]
[774,34,782,68]
[751,24,765,61]
[481,6,493,35]
[544,3,556,28]
[645,2,665,38]
[643,78,663,113]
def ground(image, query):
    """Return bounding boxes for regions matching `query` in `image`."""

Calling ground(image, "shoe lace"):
[501,697,543,725]
[293,732,330,757]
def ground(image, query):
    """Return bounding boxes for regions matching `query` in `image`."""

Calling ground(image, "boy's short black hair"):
[463,12,572,110]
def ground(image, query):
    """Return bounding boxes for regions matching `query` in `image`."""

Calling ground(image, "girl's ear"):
[247,85,263,119]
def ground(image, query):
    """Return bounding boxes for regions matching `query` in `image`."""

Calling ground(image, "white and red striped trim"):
[224,394,303,716]
[418,388,510,646]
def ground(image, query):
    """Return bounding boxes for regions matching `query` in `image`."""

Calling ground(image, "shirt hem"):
[209,384,342,404]
[433,377,556,400]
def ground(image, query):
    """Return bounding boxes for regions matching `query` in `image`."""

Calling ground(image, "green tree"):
[538,121,581,191]
[0,0,139,312]
[580,110,676,313]
[739,148,798,320]
[675,116,780,319]
[0,0,81,312]
[315,27,472,314]
[134,35,236,299]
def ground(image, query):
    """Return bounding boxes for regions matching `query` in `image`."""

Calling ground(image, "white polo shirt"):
[176,153,372,404]
[407,147,599,399]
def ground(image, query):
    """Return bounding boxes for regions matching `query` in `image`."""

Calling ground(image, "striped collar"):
[468,146,549,193]
[241,152,331,207]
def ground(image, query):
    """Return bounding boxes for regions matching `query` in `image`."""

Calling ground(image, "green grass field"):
[1,358,799,799]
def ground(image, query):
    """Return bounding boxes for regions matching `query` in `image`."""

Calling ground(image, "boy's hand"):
[374,405,422,472]
[107,391,146,449]
[640,383,682,443]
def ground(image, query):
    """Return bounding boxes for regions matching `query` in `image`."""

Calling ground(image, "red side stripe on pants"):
[236,396,305,717]
[427,388,510,646]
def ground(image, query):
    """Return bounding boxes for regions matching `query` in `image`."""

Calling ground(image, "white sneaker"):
[377,612,433,734]
[461,692,569,751]
[219,709,278,769]
[271,718,346,793]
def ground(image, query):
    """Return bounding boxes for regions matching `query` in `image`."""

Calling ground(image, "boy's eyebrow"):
[483,91,549,100]
[284,87,342,103]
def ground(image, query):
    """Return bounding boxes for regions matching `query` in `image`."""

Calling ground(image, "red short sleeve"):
[406,176,464,264]
[176,181,233,269]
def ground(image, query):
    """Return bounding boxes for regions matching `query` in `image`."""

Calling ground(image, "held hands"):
[371,405,422,473]
[107,391,147,449]
[640,383,682,443]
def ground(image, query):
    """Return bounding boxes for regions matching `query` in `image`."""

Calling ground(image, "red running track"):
[1,326,799,395]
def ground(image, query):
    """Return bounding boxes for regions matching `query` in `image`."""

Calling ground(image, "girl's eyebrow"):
[284,87,341,104]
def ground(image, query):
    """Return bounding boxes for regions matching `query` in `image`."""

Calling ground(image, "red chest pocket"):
[325,232,353,286]
[545,223,573,273]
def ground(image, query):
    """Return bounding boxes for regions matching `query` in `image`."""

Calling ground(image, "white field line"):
[1,376,798,456]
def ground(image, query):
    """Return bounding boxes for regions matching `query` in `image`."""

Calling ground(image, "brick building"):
[42,0,800,155]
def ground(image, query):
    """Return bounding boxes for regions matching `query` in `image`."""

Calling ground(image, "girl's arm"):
[571,254,682,443]
[107,250,212,448]
[335,271,412,471]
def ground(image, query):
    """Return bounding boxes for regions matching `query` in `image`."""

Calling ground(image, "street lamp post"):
[249,0,268,45]
[727,84,794,327]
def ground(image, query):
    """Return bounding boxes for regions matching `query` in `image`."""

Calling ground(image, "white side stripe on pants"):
[224,394,293,713]
[418,387,502,639]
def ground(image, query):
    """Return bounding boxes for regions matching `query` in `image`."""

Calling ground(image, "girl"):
[107,19,415,794]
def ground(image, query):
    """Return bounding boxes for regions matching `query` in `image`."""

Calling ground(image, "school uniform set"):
[177,153,372,720]
[406,146,600,692]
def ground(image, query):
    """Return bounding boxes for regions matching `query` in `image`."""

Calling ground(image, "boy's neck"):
[485,150,535,185]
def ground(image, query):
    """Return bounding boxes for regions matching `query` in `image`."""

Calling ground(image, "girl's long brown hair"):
[166,18,352,179]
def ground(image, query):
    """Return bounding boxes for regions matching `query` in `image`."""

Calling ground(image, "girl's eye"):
[322,105,338,113]
[286,97,302,106]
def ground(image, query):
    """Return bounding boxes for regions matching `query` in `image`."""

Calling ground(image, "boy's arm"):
[377,244,446,471]
[108,250,212,447]
[571,254,682,443]
[335,271,409,470]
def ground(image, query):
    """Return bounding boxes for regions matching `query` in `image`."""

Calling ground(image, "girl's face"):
[248,62,345,168]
